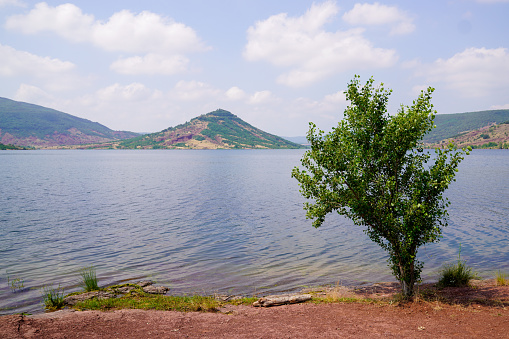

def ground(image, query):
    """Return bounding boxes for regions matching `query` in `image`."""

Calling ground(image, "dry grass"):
[496,271,509,286]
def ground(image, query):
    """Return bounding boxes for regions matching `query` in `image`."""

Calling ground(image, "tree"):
[291,76,469,298]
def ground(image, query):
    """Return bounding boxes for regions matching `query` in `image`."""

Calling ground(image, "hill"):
[423,109,509,143]
[428,121,509,149]
[116,109,303,149]
[0,97,138,148]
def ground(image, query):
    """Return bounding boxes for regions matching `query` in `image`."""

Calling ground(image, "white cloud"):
[244,1,397,87]
[342,2,415,35]
[414,47,509,97]
[6,3,208,54]
[172,81,221,101]
[91,10,208,54]
[0,43,74,77]
[323,90,347,104]
[96,83,162,102]
[14,84,54,104]
[292,90,347,114]
[110,54,189,75]
[248,91,276,105]
[411,84,430,96]
[490,104,509,109]
[6,3,209,75]
[225,86,247,101]
[6,3,94,41]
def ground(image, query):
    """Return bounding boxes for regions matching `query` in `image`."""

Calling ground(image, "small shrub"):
[438,246,477,287]
[480,133,489,139]
[80,266,99,292]
[496,271,509,286]
[42,285,66,310]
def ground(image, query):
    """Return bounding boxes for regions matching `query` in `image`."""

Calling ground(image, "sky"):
[0,0,508,136]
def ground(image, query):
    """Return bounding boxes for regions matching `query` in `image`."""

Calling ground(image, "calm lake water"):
[1,149,508,314]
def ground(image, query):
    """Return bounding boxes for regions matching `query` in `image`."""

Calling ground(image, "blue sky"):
[1,0,508,135]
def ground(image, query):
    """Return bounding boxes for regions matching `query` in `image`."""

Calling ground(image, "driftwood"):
[142,285,169,294]
[253,294,312,307]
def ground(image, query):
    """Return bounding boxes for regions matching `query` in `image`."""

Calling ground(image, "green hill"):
[118,109,303,149]
[423,109,509,143]
[0,97,137,147]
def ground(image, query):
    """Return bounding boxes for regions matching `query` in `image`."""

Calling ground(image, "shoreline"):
[1,279,508,338]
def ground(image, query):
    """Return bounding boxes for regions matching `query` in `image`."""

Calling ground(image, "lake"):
[1,149,508,314]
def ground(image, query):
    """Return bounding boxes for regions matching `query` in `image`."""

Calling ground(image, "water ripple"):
[0,149,508,314]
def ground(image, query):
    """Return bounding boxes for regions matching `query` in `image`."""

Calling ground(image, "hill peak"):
[117,109,302,150]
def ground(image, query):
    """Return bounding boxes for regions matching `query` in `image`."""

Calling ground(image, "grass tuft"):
[42,285,66,311]
[80,266,99,292]
[438,246,477,288]
[8,276,24,292]
[495,271,509,286]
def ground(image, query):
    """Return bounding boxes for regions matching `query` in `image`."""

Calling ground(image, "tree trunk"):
[399,260,416,299]
[401,280,414,298]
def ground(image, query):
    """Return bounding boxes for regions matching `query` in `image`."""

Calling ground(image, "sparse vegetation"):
[496,271,509,286]
[74,292,220,312]
[42,285,66,311]
[80,266,99,292]
[8,276,25,292]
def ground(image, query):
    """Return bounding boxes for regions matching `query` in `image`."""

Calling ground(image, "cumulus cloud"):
[172,81,221,101]
[292,90,347,114]
[96,83,162,102]
[323,90,347,104]
[248,90,276,104]
[414,47,509,97]
[14,84,54,104]
[342,2,415,35]
[6,2,209,75]
[0,43,74,76]
[6,3,208,53]
[6,3,94,41]
[225,86,247,101]
[243,1,397,87]
[110,54,189,75]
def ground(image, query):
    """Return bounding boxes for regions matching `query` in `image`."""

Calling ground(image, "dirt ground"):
[1,280,508,338]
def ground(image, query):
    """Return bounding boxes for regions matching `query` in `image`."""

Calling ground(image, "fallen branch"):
[253,294,312,307]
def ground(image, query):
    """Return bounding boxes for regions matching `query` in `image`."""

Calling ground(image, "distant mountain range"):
[115,109,302,149]
[1,96,508,150]
[0,97,137,147]
[0,98,302,149]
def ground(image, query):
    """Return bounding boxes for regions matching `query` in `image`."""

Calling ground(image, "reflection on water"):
[0,149,507,314]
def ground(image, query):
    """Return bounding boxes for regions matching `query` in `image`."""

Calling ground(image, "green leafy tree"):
[292,76,469,298]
